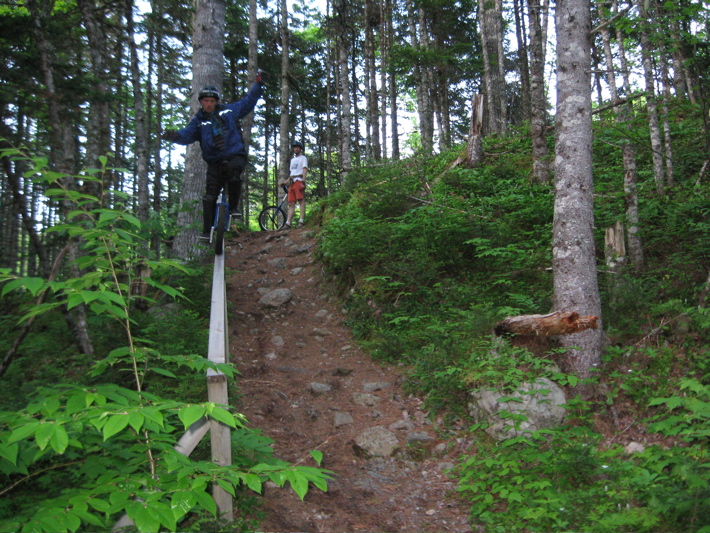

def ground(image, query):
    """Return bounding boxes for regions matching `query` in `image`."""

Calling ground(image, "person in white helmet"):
[163,74,266,241]
[283,140,308,230]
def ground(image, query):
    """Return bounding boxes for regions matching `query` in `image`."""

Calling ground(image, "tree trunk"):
[528,0,550,183]
[365,0,381,160]
[407,0,433,154]
[335,0,352,180]
[495,311,599,337]
[466,94,484,167]
[278,0,291,184]
[379,0,389,159]
[478,0,506,135]
[325,0,334,191]
[512,0,531,120]
[125,0,150,225]
[173,0,226,259]
[150,29,165,258]
[635,0,665,195]
[418,6,434,153]
[77,0,112,179]
[601,0,644,271]
[240,0,259,223]
[605,221,627,308]
[658,49,675,187]
[553,0,604,381]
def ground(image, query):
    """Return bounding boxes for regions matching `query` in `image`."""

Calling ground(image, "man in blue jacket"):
[163,76,264,241]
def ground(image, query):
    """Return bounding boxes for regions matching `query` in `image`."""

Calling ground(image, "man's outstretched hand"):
[256,70,268,87]
[161,130,179,142]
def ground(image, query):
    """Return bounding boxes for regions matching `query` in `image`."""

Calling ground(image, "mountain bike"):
[211,190,231,255]
[258,185,289,231]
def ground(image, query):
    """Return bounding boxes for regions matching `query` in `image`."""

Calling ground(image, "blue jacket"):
[174,83,263,163]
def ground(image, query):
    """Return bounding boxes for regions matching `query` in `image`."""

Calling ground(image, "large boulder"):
[469,377,566,441]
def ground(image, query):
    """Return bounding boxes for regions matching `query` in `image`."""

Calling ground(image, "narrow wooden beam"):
[207,252,233,520]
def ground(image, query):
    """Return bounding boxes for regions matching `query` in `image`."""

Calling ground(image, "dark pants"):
[204,154,247,204]
[202,154,246,233]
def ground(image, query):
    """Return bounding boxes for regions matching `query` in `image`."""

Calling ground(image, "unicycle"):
[258,185,289,231]
[211,191,230,255]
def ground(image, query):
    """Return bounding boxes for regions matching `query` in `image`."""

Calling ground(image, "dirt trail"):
[224,228,473,533]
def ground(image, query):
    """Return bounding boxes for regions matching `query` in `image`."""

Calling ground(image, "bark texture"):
[173,0,226,259]
[495,311,600,337]
[553,0,604,379]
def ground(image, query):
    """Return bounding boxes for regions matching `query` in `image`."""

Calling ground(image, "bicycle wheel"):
[214,203,227,255]
[258,206,287,231]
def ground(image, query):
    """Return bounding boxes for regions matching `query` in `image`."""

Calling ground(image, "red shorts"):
[288,180,305,202]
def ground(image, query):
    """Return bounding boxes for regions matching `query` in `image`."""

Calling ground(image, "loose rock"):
[353,426,400,458]
[259,288,293,307]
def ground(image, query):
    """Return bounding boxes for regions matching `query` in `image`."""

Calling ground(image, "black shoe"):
[199,232,211,242]
[230,207,242,218]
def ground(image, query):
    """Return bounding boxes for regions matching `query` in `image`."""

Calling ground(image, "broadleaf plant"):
[0,150,330,532]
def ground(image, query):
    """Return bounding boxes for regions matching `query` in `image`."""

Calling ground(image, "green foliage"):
[0,150,330,532]
[452,338,578,391]
[456,423,708,533]
[458,385,710,533]
[311,108,710,532]
[316,146,554,412]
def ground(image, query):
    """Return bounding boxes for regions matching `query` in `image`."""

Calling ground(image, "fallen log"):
[494,311,599,337]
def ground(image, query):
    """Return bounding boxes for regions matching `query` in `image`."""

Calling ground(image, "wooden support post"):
[174,416,210,456]
[207,373,232,519]
[207,253,233,520]
[114,254,234,531]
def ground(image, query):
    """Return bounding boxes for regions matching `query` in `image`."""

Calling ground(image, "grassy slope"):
[312,105,710,532]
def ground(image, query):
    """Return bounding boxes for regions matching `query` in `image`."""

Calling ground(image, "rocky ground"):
[223,227,474,533]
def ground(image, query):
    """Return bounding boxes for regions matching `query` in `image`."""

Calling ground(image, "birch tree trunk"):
[173,0,226,259]
[351,61,361,163]
[635,0,665,195]
[659,50,675,187]
[553,0,603,381]
[611,0,644,270]
[597,0,644,270]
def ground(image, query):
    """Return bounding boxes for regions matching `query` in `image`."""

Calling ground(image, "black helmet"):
[292,141,303,148]
[198,85,221,101]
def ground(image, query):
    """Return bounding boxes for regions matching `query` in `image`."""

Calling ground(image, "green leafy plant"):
[0,150,330,532]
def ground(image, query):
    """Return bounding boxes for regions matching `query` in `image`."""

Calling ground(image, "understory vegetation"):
[2,98,710,532]
[313,104,710,532]
[0,153,329,533]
